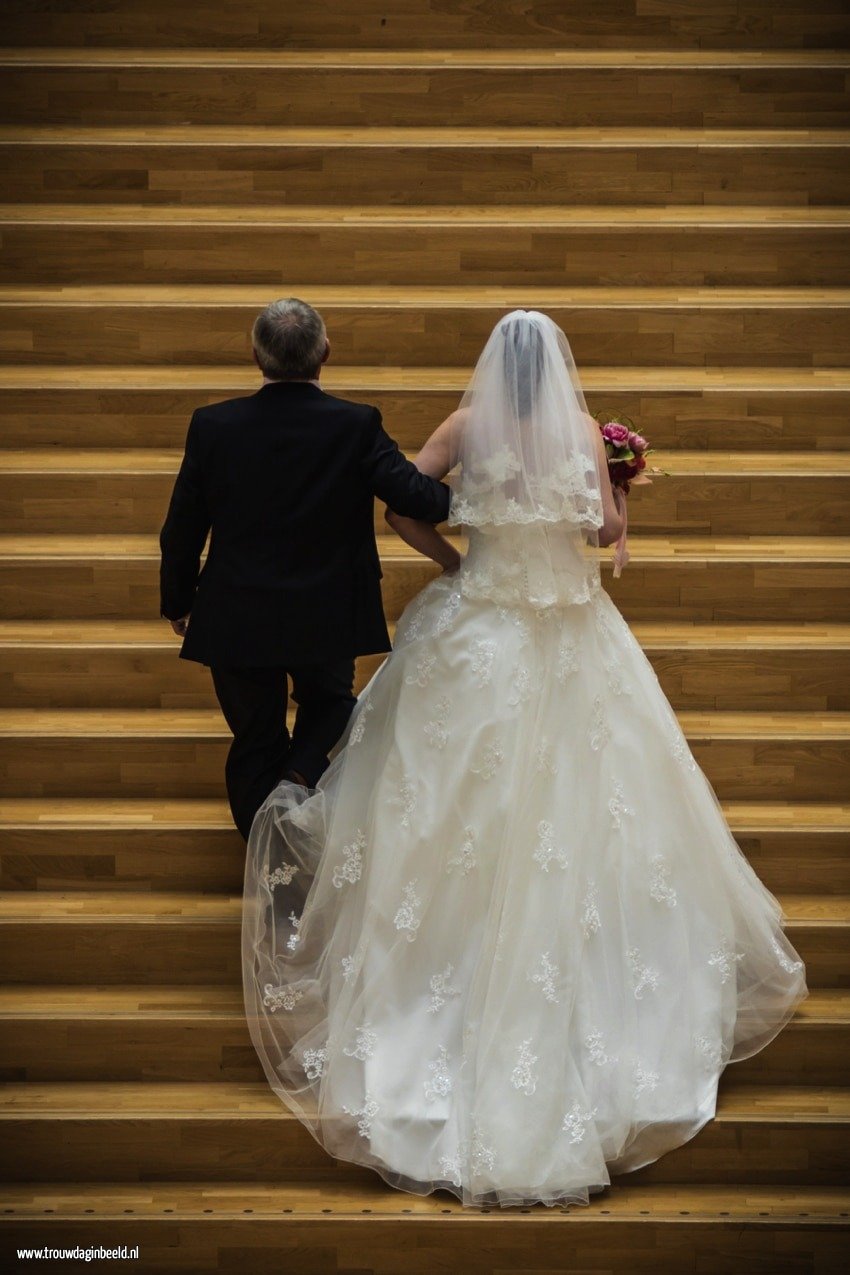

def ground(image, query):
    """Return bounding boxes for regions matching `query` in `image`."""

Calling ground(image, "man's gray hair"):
[252,297,327,380]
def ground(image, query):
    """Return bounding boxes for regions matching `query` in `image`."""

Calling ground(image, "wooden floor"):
[0,2,848,1271]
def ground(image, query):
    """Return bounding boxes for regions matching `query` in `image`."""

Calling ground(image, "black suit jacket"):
[159,381,451,667]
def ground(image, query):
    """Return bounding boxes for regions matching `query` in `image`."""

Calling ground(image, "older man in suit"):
[160,297,452,839]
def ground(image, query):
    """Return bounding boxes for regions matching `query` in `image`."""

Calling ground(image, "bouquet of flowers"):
[592,411,664,577]
[595,411,659,494]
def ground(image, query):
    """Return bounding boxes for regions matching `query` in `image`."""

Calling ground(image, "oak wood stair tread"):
[2,618,847,649]
[1,1078,847,1121]
[0,707,848,740]
[0,889,846,926]
[2,283,849,308]
[4,48,850,69]
[6,203,850,229]
[3,448,848,478]
[2,364,847,393]
[1,796,845,834]
[2,983,845,1025]
[3,124,849,148]
[2,1180,848,1222]
[2,533,847,562]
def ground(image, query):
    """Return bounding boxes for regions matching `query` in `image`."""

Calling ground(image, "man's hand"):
[440,548,463,576]
[169,614,191,637]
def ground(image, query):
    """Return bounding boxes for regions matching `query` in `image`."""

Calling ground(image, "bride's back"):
[461,521,601,610]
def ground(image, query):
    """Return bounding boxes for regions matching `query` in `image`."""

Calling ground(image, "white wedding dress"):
[242,522,806,1208]
[242,312,806,1208]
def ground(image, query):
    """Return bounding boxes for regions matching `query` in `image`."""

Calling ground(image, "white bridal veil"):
[446,309,607,608]
[447,310,605,535]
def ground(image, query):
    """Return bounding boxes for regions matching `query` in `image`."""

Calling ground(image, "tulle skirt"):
[242,571,807,1208]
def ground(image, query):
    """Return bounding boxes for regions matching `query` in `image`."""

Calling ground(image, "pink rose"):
[602,422,630,447]
[628,431,647,453]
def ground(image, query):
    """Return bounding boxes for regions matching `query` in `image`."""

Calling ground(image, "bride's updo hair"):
[500,311,549,421]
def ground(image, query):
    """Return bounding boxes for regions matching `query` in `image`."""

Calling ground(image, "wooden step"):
[1,284,847,368]
[1,449,845,537]
[2,54,847,129]
[0,891,844,988]
[0,1078,846,1185]
[1,126,846,207]
[1,1182,847,1275]
[1,984,846,1086]
[6,205,850,286]
[6,51,850,67]
[1,365,847,452]
[2,797,845,897]
[0,2,847,52]
[1,534,847,623]
[2,619,847,712]
[0,705,847,801]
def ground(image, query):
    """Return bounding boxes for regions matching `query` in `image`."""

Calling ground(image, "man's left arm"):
[159,411,211,630]
[361,408,451,523]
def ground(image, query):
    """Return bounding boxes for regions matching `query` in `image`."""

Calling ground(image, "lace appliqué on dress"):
[332,829,366,889]
[424,695,451,750]
[634,1062,660,1097]
[588,695,610,751]
[471,639,497,687]
[628,947,660,999]
[263,863,299,889]
[694,1035,723,1071]
[399,592,429,644]
[263,983,303,1013]
[398,773,417,829]
[770,936,804,975]
[343,1024,377,1061]
[608,780,634,831]
[708,938,744,984]
[471,740,504,781]
[534,820,569,872]
[343,1094,379,1139]
[585,1029,617,1067]
[394,880,423,941]
[649,854,678,908]
[581,881,601,937]
[302,1046,328,1081]
[507,663,534,708]
[447,826,477,876]
[429,962,461,1014]
[285,911,302,952]
[424,1046,453,1102]
[534,737,557,776]
[497,605,532,647]
[438,1152,463,1187]
[557,634,581,683]
[348,698,374,746]
[527,952,561,1004]
[562,1101,598,1144]
[510,1039,539,1096]
[405,652,437,688]
[435,589,462,635]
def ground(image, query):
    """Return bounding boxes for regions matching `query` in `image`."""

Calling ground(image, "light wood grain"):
[1,59,848,131]
[0,9,847,1258]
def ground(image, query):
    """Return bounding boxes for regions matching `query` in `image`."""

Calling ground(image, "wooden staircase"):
[0,2,848,1270]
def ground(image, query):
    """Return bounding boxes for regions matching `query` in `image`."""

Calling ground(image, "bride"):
[241,310,806,1208]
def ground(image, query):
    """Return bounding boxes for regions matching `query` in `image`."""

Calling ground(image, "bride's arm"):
[384,412,464,573]
[586,414,626,547]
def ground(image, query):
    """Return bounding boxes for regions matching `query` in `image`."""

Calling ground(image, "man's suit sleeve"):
[360,408,451,523]
[159,411,212,620]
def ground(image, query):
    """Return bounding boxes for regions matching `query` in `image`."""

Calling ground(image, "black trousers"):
[210,660,357,841]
